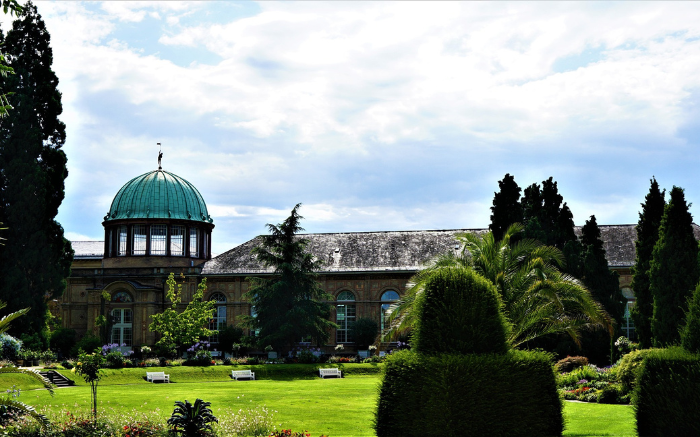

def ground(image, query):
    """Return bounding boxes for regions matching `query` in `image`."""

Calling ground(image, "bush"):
[555,356,589,373]
[413,268,509,355]
[184,350,213,366]
[351,318,379,349]
[167,399,218,436]
[635,347,700,436]
[375,350,562,437]
[681,281,700,353]
[616,348,657,392]
[104,350,127,368]
[49,328,77,358]
[217,325,244,354]
[597,384,625,404]
[0,333,22,361]
[70,333,102,357]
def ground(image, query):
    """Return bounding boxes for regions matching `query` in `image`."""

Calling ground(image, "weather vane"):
[157,143,163,170]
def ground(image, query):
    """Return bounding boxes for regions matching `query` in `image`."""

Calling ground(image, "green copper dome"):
[104,170,213,223]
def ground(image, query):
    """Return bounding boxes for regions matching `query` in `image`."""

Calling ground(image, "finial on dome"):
[157,143,163,170]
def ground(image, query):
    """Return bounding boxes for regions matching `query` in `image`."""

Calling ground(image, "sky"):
[4,1,700,255]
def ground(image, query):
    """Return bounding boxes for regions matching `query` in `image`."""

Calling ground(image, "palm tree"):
[385,223,612,348]
[0,301,54,428]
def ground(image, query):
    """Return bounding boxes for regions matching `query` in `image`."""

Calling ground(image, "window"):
[171,225,185,256]
[250,304,260,337]
[150,224,167,255]
[621,287,636,340]
[132,225,146,255]
[208,293,227,344]
[190,228,199,258]
[110,308,133,347]
[108,229,113,257]
[112,291,133,303]
[336,291,356,343]
[118,226,127,256]
[381,290,400,332]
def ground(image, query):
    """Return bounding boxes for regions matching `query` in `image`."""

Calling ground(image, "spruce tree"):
[630,178,666,348]
[489,173,523,240]
[649,186,699,346]
[579,215,623,363]
[0,2,73,344]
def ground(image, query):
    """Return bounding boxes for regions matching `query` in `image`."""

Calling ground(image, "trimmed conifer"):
[681,282,700,353]
[489,173,523,241]
[630,178,666,348]
[649,187,699,346]
[412,267,509,355]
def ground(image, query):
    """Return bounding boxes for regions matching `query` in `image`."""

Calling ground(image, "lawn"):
[3,367,636,436]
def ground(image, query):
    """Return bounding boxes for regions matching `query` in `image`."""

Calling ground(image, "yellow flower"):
[71,367,76,373]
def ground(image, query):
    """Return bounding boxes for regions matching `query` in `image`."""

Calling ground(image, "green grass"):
[3,365,637,436]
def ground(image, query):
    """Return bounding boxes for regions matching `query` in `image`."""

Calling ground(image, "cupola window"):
[171,225,185,256]
[132,225,147,255]
[190,228,199,258]
[118,225,127,256]
[150,224,167,255]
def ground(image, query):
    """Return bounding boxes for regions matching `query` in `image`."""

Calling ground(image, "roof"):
[104,170,213,223]
[72,241,105,259]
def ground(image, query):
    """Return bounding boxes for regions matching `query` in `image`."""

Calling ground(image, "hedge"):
[375,350,562,437]
[635,347,700,437]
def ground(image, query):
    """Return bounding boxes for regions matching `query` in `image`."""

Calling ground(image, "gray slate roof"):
[72,241,104,259]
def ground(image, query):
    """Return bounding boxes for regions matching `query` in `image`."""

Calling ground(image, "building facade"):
[60,167,683,353]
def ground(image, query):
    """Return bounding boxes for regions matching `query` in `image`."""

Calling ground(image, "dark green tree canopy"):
[489,173,523,241]
[631,177,666,348]
[243,204,335,352]
[650,186,699,346]
[681,282,700,353]
[522,177,577,251]
[0,1,72,341]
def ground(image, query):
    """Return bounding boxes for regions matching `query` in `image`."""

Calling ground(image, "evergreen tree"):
[489,173,523,240]
[681,282,700,353]
[579,215,623,363]
[649,186,699,346]
[243,204,335,353]
[522,177,577,251]
[630,178,666,348]
[0,2,73,344]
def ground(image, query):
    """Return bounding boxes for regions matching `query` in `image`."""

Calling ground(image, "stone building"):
[61,166,676,353]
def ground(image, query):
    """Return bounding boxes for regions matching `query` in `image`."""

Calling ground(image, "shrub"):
[555,356,589,373]
[70,333,102,357]
[375,350,562,436]
[217,325,244,355]
[184,350,213,366]
[0,333,22,361]
[412,268,509,355]
[49,328,77,358]
[635,347,700,436]
[104,350,127,368]
[616,348,657,392]
[597,384,625,404]
[351,317,379,350]
[681,281,700,353]
[167,399,218,436]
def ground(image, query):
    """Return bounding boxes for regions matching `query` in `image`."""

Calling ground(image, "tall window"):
[132,225,146,255]
[118,225,127,256]
[381,290,400,332]
[110,308,133,348]
[621,287,636,340]
[336,291,356,343]
[171,225,185,256]
[190,228,199,258]
[208,293,227,344]
[150,224,167,255]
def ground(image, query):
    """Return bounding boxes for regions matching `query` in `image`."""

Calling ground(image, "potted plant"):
[265,345,277,360]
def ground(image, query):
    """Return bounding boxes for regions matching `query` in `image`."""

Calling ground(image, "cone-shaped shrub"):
[681,282,700,353]
[413,268,509,355]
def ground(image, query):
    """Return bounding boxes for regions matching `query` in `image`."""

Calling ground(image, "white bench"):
[232,370,255,380]
[319,368,342,378]
[146,371,170,383]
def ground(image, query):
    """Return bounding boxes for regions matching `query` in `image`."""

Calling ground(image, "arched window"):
[208,292,227,344]
[112,291,133,303]
[336,291,356,344]
[110,308,132,347]
[381,290,400,332]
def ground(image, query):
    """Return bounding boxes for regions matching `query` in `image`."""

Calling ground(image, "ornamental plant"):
[72,352,105,418]
[167,398,218,436]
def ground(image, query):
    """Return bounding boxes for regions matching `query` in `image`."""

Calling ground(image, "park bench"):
[232,370,255,380]
[319,368,342,378]
[146,371,170,383]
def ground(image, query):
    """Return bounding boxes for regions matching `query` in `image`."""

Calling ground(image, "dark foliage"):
[49,327,76,358]
[630,178,666,349]
[351,317,379,350]
[681,282,700,353]
[0,1,73,342]
[489,173,523,241]
[413,268,509,355]
[554,355,589,373]
[375,350,563,437]
[521,177,577,252]
[634,347,700,437]
[216,325,244,354]
[167,399,218,436]
[70,333,101,358]
[649,187,699,346]
[243,204,335,353]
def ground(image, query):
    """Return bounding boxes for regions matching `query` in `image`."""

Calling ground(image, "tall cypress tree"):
[0,2,73,344]
[630,178,666,348]
[489,173,523,240]
[522,177,577,251]
[649,186,699,346]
